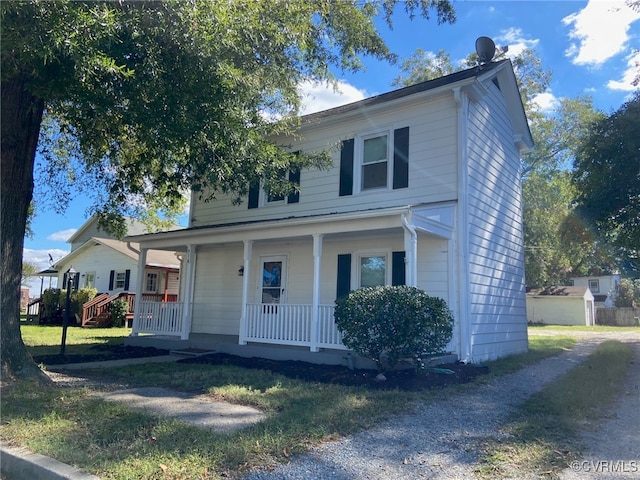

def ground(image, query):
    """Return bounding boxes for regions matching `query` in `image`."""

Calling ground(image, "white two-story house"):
[125,58,533,365]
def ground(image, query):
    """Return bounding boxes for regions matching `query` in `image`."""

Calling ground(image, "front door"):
[260,256,287,311]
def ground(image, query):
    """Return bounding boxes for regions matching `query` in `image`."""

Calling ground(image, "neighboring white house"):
[568,274,621,307]
[125,57,534,365]
[53,215,181,298]
[526,286,596,326]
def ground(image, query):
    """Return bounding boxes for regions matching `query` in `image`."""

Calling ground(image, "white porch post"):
[239,240,253,345]
[401,215,418,286]
[130,247,147,336]
[180,245,196,340]
[310,233,323,352]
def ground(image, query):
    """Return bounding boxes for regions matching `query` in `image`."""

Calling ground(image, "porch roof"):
[126,203,456,250]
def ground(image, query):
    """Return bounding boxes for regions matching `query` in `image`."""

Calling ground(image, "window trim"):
[256,169,300,207]
[84,271,96,289]
[352,249,391,289]
[145,272,159,293]
[354,129,393,194]
[589,279,600,293]
[114,271,127,289]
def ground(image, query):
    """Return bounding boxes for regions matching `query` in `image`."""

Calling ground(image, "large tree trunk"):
[1,76,50,384]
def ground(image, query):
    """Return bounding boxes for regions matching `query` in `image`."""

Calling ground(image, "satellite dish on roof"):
[475,36,496,65]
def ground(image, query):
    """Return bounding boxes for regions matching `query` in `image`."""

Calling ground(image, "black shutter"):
[124,270,131,290]
[339,138,354,196]
[74,272,80,291]
[62,272,69,289]
[108,270,115,290]
[393,127,410,189]
[392,251,406,286]
[248,181,260,209]
[336,254,352,298]
[287,169,300,204]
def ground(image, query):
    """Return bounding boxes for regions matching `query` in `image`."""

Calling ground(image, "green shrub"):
[60,287,98,320]
[111,299,129,327]
[334,286,454,372]
[41,288,62,320]
[615,278,640,307]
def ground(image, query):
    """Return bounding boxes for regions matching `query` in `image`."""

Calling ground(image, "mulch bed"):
[34,345,489,391]
[179,352,489,391]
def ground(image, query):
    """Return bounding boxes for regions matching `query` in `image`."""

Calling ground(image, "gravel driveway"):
[243,330,640,480]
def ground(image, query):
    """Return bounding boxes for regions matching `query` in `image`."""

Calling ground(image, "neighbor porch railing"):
[243,303,346,351]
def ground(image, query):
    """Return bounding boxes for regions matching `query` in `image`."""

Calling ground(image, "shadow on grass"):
[475,340,633,478]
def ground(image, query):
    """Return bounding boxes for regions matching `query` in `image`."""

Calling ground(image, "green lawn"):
[3,330,581,480]
[476,340,633,478]
[20,323,131,358]
[529,324,640,332]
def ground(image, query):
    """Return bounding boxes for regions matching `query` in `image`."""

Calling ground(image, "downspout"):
[401,213,417,287]
[454,87,472,363]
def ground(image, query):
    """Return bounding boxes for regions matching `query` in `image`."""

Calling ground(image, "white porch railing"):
[243,303,346,351]
[132,301,347,350]
[134,301,184,336]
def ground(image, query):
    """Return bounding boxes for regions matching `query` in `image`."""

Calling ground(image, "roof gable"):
[298,59,533,151]
[67,214,149,245]
[54,237,180,270]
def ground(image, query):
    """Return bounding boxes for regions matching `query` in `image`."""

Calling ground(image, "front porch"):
[126,204,458,363]
[131,301,346,352]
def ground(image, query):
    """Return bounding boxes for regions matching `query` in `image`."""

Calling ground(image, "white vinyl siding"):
[526,295,593,326]
[55,244,138,293]
[189,95,458,227]
[70,217,148,251]
[190,245,244,335]
[465,83,527,362]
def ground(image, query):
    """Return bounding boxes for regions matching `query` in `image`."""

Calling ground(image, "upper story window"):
[589,279,600,293]
[339,126,409,197]
[248,168,300,209]
[361,133,390,191]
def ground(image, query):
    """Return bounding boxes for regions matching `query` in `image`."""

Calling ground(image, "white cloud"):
[562,0,640,66]
[22,248,69,292]
[23,248,69,271]
[607,50,640,91]
[298,80,369,115]
[47,228,76,242]
[494,27,539,58]
[532,91,560,113]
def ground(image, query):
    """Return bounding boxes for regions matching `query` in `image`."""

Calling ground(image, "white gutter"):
[401,213,418,287]
[126,205,412,247]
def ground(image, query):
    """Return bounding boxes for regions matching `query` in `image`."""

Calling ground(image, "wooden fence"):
[596,307,640,326]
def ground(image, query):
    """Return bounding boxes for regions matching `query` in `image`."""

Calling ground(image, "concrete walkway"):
[2,353,265,480]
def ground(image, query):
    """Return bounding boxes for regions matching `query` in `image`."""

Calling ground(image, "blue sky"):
[23,0,640,291]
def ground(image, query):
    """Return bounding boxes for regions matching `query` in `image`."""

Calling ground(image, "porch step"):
[83,313,113,328]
